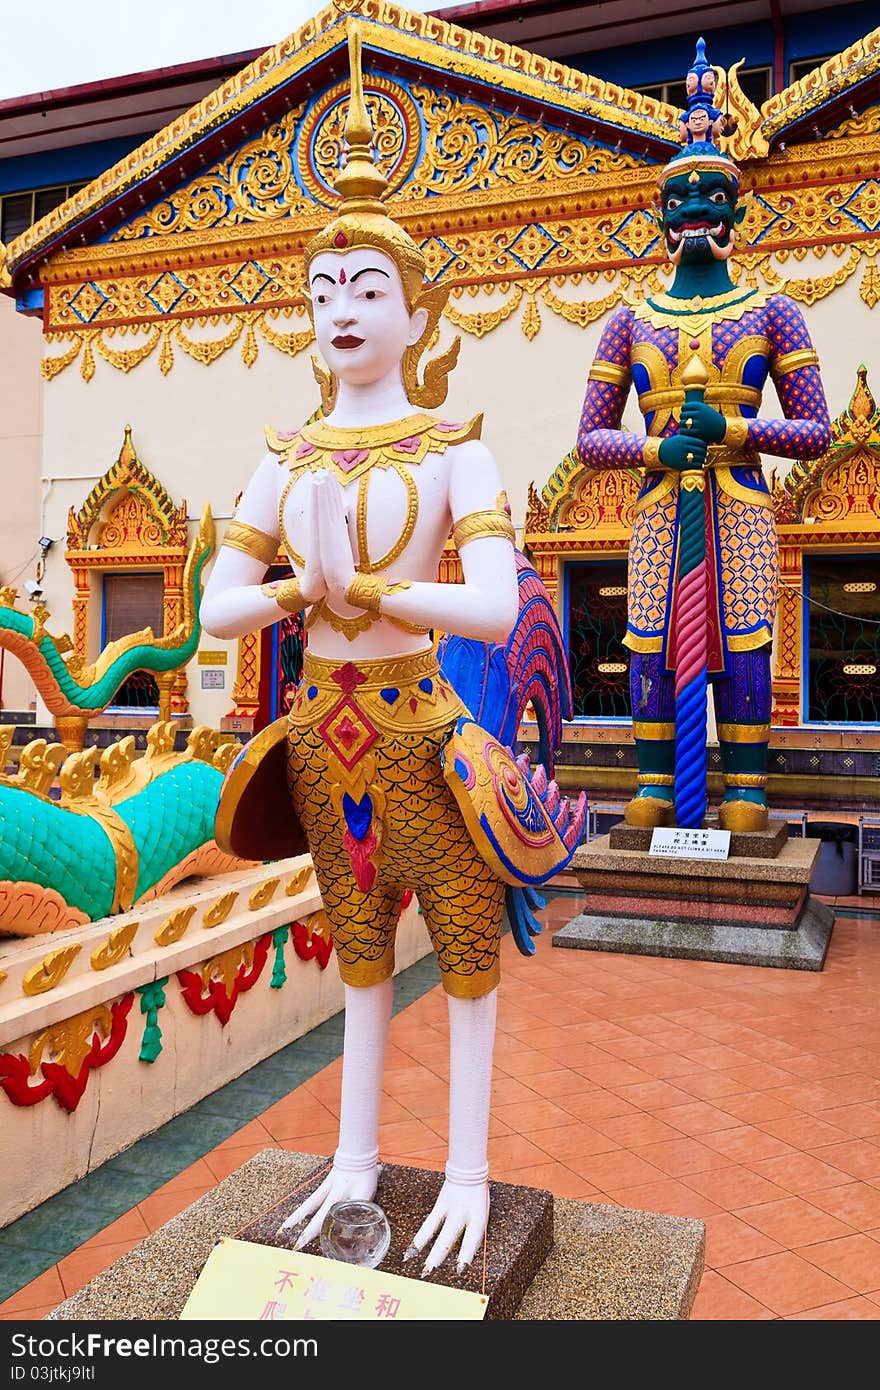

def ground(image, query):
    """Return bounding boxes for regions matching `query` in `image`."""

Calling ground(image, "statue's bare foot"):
[403,1177,490,1276]
[277,1161,380,1250]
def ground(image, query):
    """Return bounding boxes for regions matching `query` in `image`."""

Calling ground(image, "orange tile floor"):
[4,891,880,1321]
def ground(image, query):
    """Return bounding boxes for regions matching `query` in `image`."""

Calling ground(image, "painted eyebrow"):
[311,272,336,285]
[350,266,391,283]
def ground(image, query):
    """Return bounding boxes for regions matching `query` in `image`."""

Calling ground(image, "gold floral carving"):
[231,631,261,718]
[524,482,552,534]
[204,891,239,928]
[64,426,197,716]
[200,942,256,994]
[29,1005,113,1079]
[115,105,309,240]
[248,877,280,910]
[557,466,641,533]
[67,425,187,549]
[775,364,880,525]
[406,86,641,198]
[43,309,314,382]
[828,103,880,139]
[155,904,197,946]
[862,257,880,308]
[90,921,139,971]
[22,944,82,996]
[285,863,316,896]
[713,62,769,161]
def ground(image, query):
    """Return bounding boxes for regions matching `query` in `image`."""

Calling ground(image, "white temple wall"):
[37,261,876,726]
[0,297,43,713]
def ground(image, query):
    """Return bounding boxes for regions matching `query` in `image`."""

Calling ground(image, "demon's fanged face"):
[659,168,743,264]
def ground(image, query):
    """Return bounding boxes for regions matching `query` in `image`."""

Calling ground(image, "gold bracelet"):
[224,519,278,566]
[723,417,751,448]
[262,578,306,613]
[642,437,662,468]
[452,509,516,551]
[344,573,412,614]
[724,773,767,788]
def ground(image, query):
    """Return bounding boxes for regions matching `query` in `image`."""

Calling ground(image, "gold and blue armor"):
[563,284,831,830]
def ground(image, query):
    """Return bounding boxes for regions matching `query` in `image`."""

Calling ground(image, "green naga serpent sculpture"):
[0,503,261,936]
[0,504,214,748]
[0,723,250,936]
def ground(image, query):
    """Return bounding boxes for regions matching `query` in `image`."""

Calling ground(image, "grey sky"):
[0,0,463,102]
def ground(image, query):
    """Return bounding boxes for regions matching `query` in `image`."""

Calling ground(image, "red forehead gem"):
[339,268,347,284]
[334,231,348,248]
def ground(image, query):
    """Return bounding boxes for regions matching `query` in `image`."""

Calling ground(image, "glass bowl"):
[319,1199,391,1268]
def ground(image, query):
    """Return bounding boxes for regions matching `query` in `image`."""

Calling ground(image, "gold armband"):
[770,348,819,380]
[722,417,751,448]
[452,509,516,551]
[262,578,306,613]
[345,573,413,614]
[642,437,663,468]
[588,359,629,387]
[224,520,278,566]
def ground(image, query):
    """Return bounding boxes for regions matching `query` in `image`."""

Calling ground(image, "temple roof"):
[3,0,683,290]
[760,23,880,142]
[3,2,877,302]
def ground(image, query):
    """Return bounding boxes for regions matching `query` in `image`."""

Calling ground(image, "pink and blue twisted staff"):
[673,355,710,829]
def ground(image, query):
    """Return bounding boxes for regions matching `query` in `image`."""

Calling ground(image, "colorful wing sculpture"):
[439,551,587,955]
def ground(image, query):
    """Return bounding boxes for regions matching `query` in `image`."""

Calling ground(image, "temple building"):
[1,0,879,809]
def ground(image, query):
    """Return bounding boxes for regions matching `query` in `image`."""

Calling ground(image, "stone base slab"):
[553,896,834,971]
[238,1156,552,1321]
[609,816,789,860]
[572,833,821,885]
[45,1149,706,1322]
[581,885,808,929]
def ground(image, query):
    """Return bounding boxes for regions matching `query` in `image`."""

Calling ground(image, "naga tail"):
[439,550,587,956]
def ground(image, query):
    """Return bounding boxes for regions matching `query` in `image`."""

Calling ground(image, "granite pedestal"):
[555,825,834,971]
[45,1149,705,1321]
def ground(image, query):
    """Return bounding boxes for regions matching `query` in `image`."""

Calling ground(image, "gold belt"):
[301,647,439,690]
[291,647,465,736]
[638,384,763,412]
[647,444,761,470]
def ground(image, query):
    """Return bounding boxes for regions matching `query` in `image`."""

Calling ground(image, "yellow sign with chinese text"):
[180,1239,488,1321]
[198,650,228,665]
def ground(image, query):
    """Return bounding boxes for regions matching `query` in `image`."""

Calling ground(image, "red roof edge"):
[429,0,569,25]
[0,47,268,119]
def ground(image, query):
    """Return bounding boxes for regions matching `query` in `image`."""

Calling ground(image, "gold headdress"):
[305,22,458,411]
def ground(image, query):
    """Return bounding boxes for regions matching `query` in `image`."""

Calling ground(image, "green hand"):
[658,433,708,470]
[679,399,726,444]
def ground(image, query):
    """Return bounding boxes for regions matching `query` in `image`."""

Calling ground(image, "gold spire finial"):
[682,352,710,390]
[333,23,387,211]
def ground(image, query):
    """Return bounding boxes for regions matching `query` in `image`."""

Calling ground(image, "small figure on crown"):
[679,36,735,146]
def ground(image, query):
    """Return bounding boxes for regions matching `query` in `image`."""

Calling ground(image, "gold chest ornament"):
[267,412,483,639]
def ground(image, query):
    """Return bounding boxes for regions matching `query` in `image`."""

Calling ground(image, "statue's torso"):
[267,413,481,655]
[621,289,783,664]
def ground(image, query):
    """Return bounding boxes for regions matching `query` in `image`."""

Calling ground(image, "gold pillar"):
[772,543,802,726]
